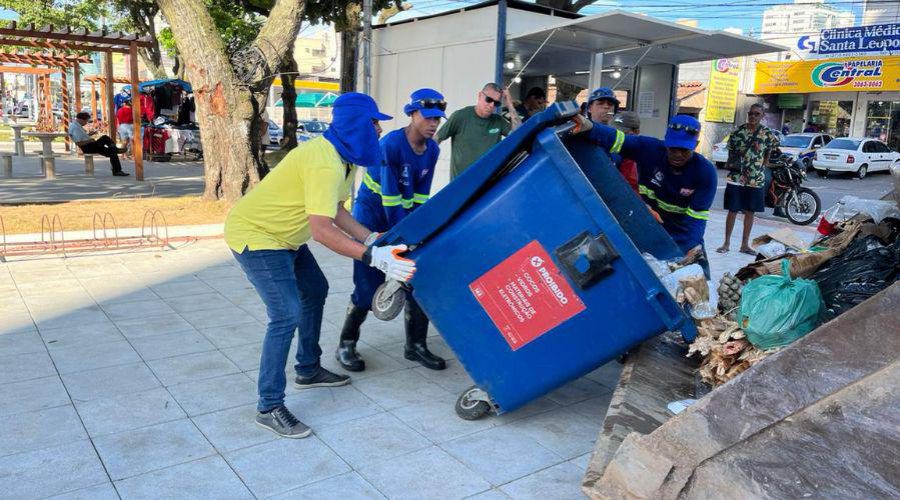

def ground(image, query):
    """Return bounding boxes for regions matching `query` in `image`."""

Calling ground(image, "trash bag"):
[811,235,900,320]
[738,260,825,350]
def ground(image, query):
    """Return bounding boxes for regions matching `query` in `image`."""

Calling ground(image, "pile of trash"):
[680,198,900,388]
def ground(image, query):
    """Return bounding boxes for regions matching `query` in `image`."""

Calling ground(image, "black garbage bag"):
[811,235,900,320]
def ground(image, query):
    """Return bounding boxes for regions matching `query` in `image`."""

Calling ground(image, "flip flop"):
[716,246,729,253]
[739,248,757,256]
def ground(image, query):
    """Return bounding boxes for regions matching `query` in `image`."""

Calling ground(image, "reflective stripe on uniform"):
[413,193,429,204]
[638,184,709,220]
[362,173,381,193]
[686,208,709,220]
[610,130,625,154]
[365,173,417,208]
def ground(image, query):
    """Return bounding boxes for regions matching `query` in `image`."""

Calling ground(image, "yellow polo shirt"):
[224,136,355,253]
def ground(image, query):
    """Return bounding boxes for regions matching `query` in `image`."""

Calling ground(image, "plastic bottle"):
[816,200,846,236]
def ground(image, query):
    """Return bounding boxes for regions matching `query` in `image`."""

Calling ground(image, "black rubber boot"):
[336,304,368,372]
[403,298,446,370]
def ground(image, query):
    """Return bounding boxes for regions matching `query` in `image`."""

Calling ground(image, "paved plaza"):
[0,207,816,499]
[0,141,204,203]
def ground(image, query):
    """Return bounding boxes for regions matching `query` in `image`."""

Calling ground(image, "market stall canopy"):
[123,78,192,93]
[506,10,784,79]
[276,92,338,108]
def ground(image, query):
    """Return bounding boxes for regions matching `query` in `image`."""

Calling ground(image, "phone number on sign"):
[853,81,884,88]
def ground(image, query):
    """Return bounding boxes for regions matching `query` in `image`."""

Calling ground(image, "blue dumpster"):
[375,102,696,418]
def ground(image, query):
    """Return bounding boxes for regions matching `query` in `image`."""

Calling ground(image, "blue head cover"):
[664,115,702,150]
[403,88,446,119]
[323,92,392,167]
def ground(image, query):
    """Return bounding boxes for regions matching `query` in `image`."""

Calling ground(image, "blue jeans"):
[232,245,329,411]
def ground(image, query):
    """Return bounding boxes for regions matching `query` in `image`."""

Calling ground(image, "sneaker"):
[255,405,311,438]
[112,171,130,176]
[294,368,351,390]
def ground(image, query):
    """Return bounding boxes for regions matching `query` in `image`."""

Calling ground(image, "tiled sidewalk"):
[0,239,618,500]
[0,210,817,499]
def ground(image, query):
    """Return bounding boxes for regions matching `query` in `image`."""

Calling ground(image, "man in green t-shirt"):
[436,82,519,179]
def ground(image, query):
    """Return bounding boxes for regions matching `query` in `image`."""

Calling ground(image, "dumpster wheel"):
[372,281,406,321]
[455,386,493,420]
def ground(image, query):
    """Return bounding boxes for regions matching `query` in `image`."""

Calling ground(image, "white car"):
[812,138,900,179]
[710,130,784,168]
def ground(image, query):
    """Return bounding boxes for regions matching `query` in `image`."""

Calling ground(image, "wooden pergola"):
[0,22,154,180]
[0,52,91,151]
[84,75,132,126]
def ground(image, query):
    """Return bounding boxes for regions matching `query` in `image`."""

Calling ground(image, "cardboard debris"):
[682,281,772,387]
[752,227,808,252]
[736,250,837,281]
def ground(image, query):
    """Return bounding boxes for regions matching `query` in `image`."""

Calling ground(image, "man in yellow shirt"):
[225,93,415,438]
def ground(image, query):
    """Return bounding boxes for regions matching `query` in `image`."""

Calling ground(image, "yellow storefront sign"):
[271,78,340,92]
[754,56,900,94]
[705,58,741,123]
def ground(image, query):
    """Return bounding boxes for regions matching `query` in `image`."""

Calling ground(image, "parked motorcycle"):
[766,150,822,226]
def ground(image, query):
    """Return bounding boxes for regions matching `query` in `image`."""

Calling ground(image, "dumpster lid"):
[507,10,782,77]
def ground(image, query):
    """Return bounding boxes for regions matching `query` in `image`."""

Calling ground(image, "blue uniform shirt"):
[354,128,438,231]
[588,124,717,252]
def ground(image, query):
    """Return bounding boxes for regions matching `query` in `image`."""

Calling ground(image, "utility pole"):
[363,0,373,94]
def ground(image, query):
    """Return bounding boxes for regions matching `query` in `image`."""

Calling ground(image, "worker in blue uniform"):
[336,89,448,372]
[576,114,717,278]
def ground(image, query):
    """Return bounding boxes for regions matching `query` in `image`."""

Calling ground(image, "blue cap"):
[664,115,701,150]
[403,88,446,119]
[332,92,392,121]
[588,87,619,107]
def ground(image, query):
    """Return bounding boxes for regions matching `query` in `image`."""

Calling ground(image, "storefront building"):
[752,22,900,150]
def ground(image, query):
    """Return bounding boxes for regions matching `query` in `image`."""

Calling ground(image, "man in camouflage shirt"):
[718,103,780,255]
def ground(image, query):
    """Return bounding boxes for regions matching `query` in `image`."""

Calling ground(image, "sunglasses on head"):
[668,123,700,135]
[482,94,501,107]
[414,98,447,111]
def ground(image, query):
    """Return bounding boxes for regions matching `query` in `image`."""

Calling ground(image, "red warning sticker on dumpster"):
[469,240,585,351]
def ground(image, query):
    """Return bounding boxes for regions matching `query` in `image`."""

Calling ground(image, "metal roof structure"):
[507,10,783,78]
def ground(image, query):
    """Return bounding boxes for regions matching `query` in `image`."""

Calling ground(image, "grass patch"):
[0,196,232,235]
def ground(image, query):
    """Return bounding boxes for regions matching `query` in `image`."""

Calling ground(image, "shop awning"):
[506,10,783,77]
[124,78,192,93]
[275,92,338,107]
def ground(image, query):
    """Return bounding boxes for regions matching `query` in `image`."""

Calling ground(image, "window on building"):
[865,100,900,151]
[809,100,853,137]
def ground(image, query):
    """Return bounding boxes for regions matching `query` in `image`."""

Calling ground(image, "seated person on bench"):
[68,112,129,176]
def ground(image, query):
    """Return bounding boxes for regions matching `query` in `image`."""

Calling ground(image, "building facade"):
[760,0,856,60]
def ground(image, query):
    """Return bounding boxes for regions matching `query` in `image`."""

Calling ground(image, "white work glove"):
[363,232,380,246]
[365,244,416,282]
[572,114,593,134]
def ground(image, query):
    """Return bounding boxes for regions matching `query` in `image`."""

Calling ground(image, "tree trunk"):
[138,49,168,79]
[172,55,186,80]
[280,45,299,151]
[157,0,304,202]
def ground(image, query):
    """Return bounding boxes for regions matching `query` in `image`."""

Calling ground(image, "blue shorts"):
[723,183,765,213]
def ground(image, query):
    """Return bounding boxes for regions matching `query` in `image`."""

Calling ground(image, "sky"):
[1,0,869,37]
[391,0,868,36]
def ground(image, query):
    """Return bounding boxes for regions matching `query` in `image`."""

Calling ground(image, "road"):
[712,167,896,224]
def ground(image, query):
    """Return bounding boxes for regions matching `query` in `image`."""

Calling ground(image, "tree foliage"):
[0,0,107,30]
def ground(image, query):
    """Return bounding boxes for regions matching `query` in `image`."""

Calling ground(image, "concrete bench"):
[1,152,12,178]
[83,154,95,176]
